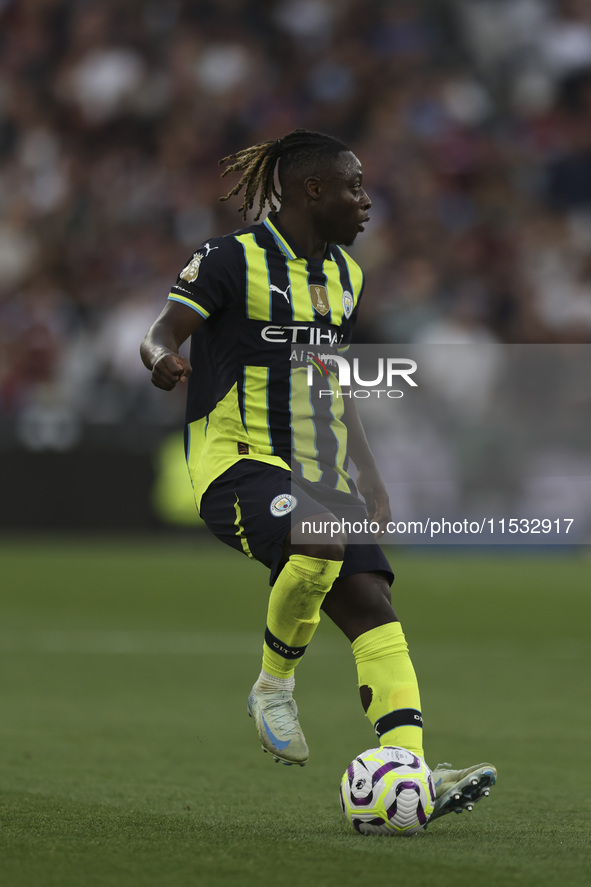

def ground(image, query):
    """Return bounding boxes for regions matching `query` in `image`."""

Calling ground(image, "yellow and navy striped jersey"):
[168,214,365,507]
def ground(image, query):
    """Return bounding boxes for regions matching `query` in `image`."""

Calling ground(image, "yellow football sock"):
[352,621,424,758]
[262,554,343,679]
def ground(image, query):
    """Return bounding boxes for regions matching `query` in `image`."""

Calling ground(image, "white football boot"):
[429,762,497,821]
[247,685,309,766]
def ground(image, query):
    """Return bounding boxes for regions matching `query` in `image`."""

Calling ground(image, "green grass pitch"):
[0,537,589,887]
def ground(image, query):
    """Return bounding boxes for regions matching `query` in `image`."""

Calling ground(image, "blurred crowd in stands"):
[2,0,591,446]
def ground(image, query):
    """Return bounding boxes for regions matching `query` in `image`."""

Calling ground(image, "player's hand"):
[356,466,391,539]
[151,352,192,390]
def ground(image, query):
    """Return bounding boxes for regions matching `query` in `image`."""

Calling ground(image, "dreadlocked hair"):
[218,129,350,221]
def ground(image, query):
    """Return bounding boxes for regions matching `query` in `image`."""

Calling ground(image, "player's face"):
[316,151,371,246]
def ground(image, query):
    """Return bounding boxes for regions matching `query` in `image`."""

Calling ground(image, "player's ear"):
[304,176,322,201]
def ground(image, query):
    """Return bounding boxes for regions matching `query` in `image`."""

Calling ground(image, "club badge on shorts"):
[270,494,297,517]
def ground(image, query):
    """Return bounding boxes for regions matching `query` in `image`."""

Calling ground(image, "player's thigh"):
[199,461,338,582]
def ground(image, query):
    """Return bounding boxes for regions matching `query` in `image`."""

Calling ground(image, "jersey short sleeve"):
[168,235,243,319]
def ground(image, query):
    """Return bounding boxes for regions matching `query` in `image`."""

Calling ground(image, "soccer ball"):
[340,746,435,836]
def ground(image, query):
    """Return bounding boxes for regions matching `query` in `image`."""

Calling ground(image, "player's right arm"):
[140,301,204,391]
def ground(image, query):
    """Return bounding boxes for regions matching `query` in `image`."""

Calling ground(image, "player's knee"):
[321,571,396,641]
[290,536,347,562]
[285,512,347,562]
[372,573,392,606]
[300,539,346,562]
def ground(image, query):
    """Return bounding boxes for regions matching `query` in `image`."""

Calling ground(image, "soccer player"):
[140,129,496,821]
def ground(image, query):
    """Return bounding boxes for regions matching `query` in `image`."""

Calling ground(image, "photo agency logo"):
[304,352,418,399]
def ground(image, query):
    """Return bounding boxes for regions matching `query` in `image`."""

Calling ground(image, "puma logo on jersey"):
[202,242,219,256]
[270,283,291,305]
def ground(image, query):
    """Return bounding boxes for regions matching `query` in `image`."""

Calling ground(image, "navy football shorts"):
[199,460,393,586]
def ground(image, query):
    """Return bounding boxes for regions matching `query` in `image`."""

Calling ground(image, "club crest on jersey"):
[180,252,204,283]
[310,285,330,316]
[270,494,297,517]
[342,290,353,319]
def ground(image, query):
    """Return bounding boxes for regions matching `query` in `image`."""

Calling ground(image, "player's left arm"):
[342,397,391,537]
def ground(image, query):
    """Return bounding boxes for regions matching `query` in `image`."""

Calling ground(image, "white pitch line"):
[0,629,344,656]
[0,630,262,655]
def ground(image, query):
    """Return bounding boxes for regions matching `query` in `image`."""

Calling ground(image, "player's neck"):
[276,208,327,259]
